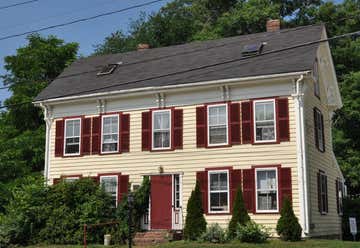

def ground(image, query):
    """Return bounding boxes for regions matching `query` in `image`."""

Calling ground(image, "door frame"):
[146,173,183,230]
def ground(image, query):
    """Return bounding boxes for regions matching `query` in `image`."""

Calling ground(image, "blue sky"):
[0,0,172,103]
[0,0,342,104]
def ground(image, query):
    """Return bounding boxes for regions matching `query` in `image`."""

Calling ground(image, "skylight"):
[97,62,122,76]
[242,43,264,57]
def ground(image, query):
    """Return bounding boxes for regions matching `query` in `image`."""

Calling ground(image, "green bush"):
[184,181,207,240]
[342,197,360,241]
[228,186,250,238]
[200,223,228,243]
[276,197,302,241]
[0,176,114,247]
[236,220,269,243]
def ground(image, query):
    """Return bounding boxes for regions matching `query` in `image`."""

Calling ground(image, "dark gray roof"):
[35,24,324,101]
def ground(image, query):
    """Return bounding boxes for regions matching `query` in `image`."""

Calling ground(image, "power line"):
[1,29,359,109]
[0,0,39,10]
[0,0,165,41]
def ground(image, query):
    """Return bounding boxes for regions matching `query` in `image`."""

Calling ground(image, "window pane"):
[153,131,170,148]
[102,143,118,152]
[209,105,226,125]
[209,126,227,144]
[210,192,228,211]
[66,121,73,136]
[154,111,170,130]
[256,122,275,141]
[73,120,80,136]
[210,172,228,191]
[257,192,277,211]
[255,104,265,121]
[101,177,117,207]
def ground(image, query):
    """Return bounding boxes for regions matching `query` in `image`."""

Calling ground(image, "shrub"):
[200,223,228,243]
[0,176,115,247]
[276,197,302,241]
[236,220,269,243]
[184,181,207,240]
[228,186,250,238]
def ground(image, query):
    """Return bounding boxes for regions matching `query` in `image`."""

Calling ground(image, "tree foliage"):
[276,197,302,241]
[228,186,250,238]
[184,181,207,240]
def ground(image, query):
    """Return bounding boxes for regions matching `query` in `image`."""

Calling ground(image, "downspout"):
[293,74,310,236]
[39,103,52,185]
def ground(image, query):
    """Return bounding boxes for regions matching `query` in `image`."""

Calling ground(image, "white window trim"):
[319,171,328,214]
[208,170,230,214]
[253,99,277,143]
[151,109,172,150]
[337,179,344,216]
[255,167,279,213]
[207,103,229,147]
[101,114,120,154]
[63,118,81,156]
[100,175,119,207]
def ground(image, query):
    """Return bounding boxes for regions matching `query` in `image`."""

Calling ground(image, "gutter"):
[39,103,52,184]
[33,71,311,105]
[292,74,310,236]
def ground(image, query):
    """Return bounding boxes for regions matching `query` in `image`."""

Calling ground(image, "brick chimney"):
[266,19,280,32]
[137,43,150,51]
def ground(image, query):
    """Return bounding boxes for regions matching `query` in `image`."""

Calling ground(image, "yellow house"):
[33,21,344,238]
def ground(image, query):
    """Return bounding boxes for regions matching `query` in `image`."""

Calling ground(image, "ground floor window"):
[208,170,229,213]
[256,168,278,212]
[318,171,328,214]
[100,175,118,207]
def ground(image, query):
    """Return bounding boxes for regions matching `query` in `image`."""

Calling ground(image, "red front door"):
[151,175,172,229]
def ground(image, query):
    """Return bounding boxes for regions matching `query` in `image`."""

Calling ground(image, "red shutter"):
[55,120,64,157]
[320,113,325,152]
[81,117,92,155]
[119,175,129,203]
[196,106,206,147]
[91,176,100,184]
[241,102,253,144]
[276,98,290,142]
[336,179,340,214]
[314,109,319,149]
[91,116,101,155]
[142,111,151,151]
[120,113,130,153]
[173,109,183,149]
[279,167,292,210]
[317,172,322,213]
[196,171,208,214]
[230,169,242,212]
[53,178,60,184]
[243,168,255,213]
[230,103,241,145]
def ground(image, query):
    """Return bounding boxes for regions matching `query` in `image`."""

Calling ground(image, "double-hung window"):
[256,168,278,212]
[207,104,228,146]
[101,115,119,153]
[100,175,118,207]
[254,100,276,143]
[63,177,80,183]
[208,170,229,213]
[64,118,81,156]
[152,110,171,150]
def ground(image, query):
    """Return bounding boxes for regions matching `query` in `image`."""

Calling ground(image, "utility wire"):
[0,0,39,10]
[1,29,360,109]
[0,0,165,41]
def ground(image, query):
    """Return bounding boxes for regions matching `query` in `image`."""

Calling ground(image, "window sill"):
[253,140,279,145]
[206,211,231,216]
[150,147,174,152]
[255,210,279,214]
[206,143,231,149]
[63,153,82,158]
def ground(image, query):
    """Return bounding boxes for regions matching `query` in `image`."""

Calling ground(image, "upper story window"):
[314,108,325,152]
[207,104,228,146]
[318,171,328,214]
[64,118,81,156]
[256,168,278,212]
[100,175,118,207]
[208,170,229,213]
[314,59,320,98]
[152,110,171,150]
[254,99,276,143]
[101,115,119,153]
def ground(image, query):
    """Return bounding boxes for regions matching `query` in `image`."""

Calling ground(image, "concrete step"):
[134,230,171,246]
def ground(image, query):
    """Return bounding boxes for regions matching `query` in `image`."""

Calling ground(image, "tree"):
[184,181,207,240]
[276,197,302,241]
[0,34,78,212]
[228,186,250,238]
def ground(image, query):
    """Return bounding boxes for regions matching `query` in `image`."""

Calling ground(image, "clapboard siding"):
[48,97,299,236]
[304,46,342,238]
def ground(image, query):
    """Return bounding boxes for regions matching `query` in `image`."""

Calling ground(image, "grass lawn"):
[27,239,360,248]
